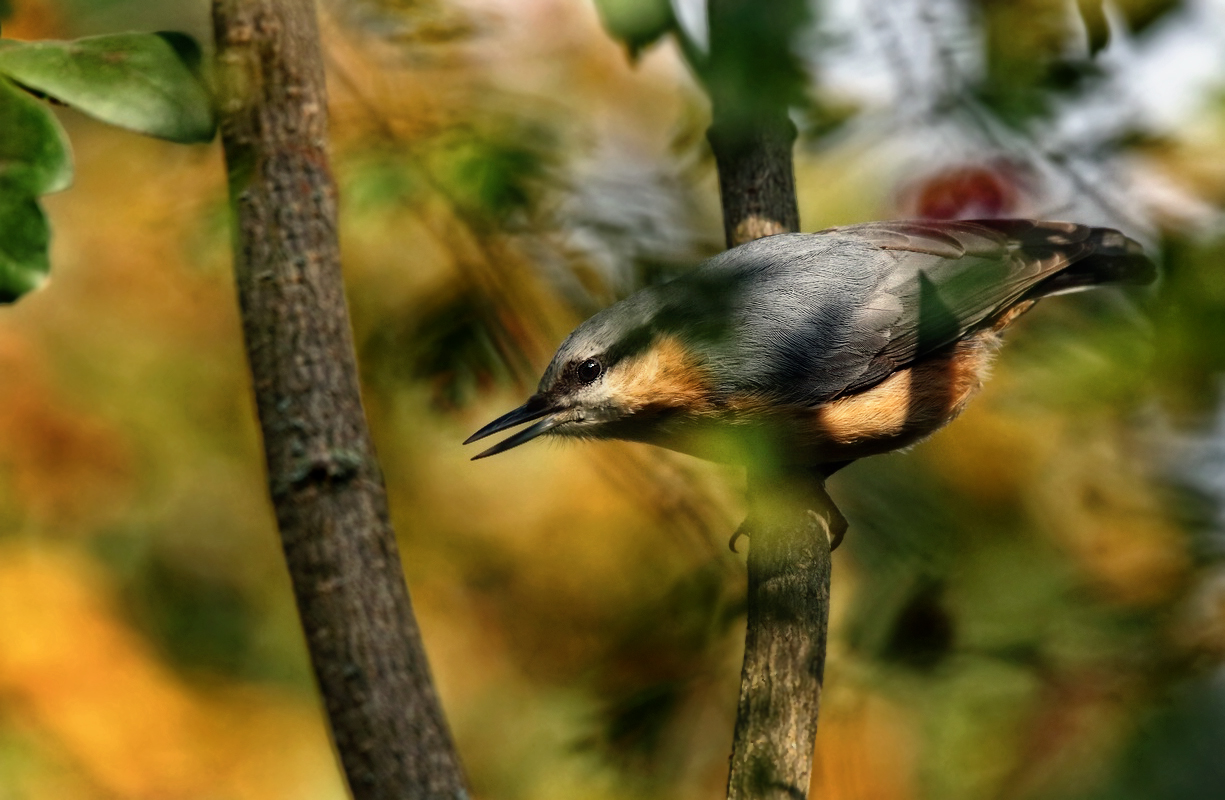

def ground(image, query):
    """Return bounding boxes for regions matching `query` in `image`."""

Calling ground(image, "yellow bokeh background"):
[4,1,1225,799]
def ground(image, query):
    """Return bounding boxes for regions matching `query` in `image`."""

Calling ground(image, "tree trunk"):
[210,1,468,797]
[704,2,837,798]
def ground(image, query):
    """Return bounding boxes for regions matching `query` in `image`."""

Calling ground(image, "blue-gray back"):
[641,220,1150,404]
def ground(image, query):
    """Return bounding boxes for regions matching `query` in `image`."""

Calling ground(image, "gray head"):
[463,233,854,459]
[463,283,718,458]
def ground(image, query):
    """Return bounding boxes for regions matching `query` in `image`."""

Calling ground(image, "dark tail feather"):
[1036,225,1157,296]
[964,219,1157,293]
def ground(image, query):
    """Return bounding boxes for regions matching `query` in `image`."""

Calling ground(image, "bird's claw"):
[728,521,749,553]
[728,506,847,554]
[808,508,846,551]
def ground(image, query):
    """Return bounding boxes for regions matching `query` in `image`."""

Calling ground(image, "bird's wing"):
[704,219,1144,404]
[835,219,1105,396]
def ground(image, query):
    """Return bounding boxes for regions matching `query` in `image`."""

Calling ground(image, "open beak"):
[464,394,562,460]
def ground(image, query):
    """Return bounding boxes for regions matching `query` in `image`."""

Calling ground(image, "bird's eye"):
[576,358,603,384]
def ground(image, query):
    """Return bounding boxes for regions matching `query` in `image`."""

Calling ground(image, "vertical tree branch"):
[727,477,837,800]
[703,2,837,798]
[708,117,800,247]
[705,0,803,249]
[210,2,468,798]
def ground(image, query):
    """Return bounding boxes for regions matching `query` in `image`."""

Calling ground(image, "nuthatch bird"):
[465,219,1153,518]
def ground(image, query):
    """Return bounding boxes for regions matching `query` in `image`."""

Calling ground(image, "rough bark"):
[708,118,801,248]
[705,0,803,249]
[211,2,468,798]
[726,478,838,800]
[704,2,836,798]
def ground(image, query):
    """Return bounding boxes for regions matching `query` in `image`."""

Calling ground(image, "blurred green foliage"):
[1154,232,1225,416]
[2,0,1225,799]
[1082,675,1225,800]
[424,126,552,229]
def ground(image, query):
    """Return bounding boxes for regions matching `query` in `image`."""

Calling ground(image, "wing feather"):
[837,220,1102,394]
[685,219,1147,405]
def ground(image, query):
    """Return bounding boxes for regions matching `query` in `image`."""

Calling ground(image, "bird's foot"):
[808,508,846,551]
[729,502,848,554]
[728,518,750,553]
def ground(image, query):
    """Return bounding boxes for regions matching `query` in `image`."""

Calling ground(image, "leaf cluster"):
[0,26,213,302]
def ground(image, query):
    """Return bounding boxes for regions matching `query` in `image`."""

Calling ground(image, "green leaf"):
[0,73,68,303]
[0,74,72,194]
[0,32,215,143]
[593,0,675,60]
[0,185,50,303]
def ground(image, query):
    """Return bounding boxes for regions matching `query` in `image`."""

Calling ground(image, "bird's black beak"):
[464,394,562,460]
